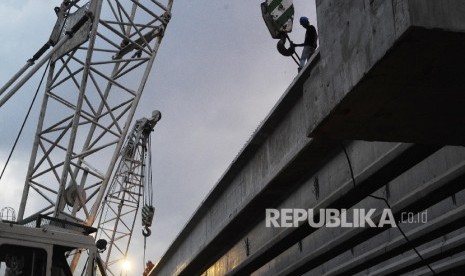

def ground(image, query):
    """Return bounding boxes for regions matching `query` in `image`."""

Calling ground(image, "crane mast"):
[0,0,173,273]
[97,111,160,275]
[13,0,173,229]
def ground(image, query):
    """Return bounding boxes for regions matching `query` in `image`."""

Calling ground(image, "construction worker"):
[293,16,317,71]
[143,260,155,276]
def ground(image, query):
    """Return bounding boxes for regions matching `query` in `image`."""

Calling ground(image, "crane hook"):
[142,226,151,237]
[277,35,295,57]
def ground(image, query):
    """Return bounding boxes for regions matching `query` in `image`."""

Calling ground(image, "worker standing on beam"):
[143,260,155,276]
[293,16,317,71]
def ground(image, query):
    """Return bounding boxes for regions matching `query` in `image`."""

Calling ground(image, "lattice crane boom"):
[12,0,173,229]
[0,0,173,273]
[97,110,160,275]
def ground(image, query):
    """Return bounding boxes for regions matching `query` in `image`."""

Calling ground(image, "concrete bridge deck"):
[152,1,465,275]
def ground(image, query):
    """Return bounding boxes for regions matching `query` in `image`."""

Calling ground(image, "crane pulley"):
[142,205,155,237]
[260,0,301,65]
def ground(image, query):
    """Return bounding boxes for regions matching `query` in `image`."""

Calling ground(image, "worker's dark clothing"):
[303,25,317,48]
[298,24,317,71]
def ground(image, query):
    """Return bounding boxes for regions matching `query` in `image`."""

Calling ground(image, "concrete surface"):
[307,0,465,145]
[151,0,465,275]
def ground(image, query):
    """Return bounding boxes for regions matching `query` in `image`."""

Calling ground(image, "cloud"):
[0,151,29,213]
[0,1,60,73]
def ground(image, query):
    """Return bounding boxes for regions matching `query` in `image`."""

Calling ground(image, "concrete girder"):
[413,254,465,276]
[369,232,465,276]
[275,159,465,275]
[226,144,440,275]
[307,28,465,146]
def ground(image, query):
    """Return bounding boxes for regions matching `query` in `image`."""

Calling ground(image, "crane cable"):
[0,0,73,183]
[143,233,147,272]
[142,134,154,268]
[0,60,50,183]
[146,135,154,206]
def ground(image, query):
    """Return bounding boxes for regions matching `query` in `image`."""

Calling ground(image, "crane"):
[0,0,173,274]
[97,110,161,275]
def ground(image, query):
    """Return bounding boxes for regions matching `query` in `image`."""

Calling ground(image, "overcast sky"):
[0,0,316,274]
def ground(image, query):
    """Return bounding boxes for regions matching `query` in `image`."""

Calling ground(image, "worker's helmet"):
[300,16,309,25]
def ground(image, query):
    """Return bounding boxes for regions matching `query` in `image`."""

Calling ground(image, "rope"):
[148,135,153,205]
[0,61,50,182]
[80,253,88,276]
[341,142,436,275]
[0,0,72,183]
[143,134,153,206]
[141,135,151,271]
[143,236,147,271]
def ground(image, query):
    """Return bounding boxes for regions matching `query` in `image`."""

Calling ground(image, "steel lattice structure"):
[16,0,173,232]
[97,111,160,275]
